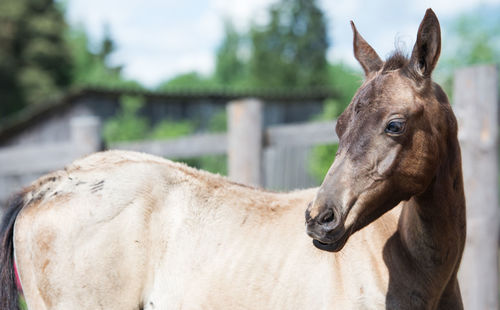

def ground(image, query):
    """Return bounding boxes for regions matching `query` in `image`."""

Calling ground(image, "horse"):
[0,9,465,309]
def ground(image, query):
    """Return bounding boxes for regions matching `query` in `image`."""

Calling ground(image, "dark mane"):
[382,50,409,73]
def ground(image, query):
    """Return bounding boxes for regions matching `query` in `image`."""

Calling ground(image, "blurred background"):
[0,0,499,308]
[0,0,498,189]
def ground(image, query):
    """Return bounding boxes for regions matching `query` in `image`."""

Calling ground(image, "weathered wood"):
[0,116,101,176]
[71,116,101,154]
[265,120,338,147]
[111,133,227,159]
[0,117,102,204]
[0,143,88,175]
[227,98,263,186]
[263,145,318,190]
[455,65,499,310]
[0,143,83,175]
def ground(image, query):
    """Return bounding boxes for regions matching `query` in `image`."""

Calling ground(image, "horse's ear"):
[409,9,441,77]
[351,21,383,76]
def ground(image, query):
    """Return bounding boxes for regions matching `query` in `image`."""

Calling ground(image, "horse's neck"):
[399,138,466,271]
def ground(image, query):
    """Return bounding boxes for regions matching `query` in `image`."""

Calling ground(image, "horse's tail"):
[0,193,25,310]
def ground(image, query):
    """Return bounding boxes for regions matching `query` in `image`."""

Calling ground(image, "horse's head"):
[306,9,452,252]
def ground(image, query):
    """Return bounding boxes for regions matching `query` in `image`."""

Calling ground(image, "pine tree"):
[0,0,73,118]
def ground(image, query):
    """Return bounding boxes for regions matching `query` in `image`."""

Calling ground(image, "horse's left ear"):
[409,9,441,77]
[351,21,383,76]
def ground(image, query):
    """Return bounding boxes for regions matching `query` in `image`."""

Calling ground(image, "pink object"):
[13,260,22,292]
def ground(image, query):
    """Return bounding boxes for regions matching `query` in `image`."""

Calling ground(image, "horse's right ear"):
[409,9,441,78]
[351,21,383,76]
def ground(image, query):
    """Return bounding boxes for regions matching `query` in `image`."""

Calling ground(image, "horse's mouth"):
[309,223,354,252]
[312,236,347,252]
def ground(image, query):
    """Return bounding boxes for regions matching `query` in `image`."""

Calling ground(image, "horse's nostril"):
[321,209,335,224]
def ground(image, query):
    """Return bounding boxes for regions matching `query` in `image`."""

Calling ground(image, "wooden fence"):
[0,64,498,309]
[110,99,337,189]
[455,65,499,310]
[0,116,101,203]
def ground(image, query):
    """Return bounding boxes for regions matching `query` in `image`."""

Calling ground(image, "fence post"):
[70,116,102,155]
[227,98,263,187]
[455,65,499,310]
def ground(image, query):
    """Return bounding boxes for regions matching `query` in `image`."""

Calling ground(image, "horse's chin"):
[312,232,350,252]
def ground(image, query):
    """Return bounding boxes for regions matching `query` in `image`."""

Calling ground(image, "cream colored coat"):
[14,150,400,309]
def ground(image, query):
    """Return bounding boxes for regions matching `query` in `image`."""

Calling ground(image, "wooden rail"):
[111,133,227,158]
[110,121,337,160]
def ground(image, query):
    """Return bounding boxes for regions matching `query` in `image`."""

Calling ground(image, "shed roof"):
[0,87,336,143]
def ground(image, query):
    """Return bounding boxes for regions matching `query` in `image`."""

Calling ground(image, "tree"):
[102,95,150,143]
[447,9,500,65]
[0,0,72,119]
[435,4,500,96]
[156,72,217,90]
[165,0,329,91]
[214,21,248,87]
[249,0,329,88]
[67,25,142,90]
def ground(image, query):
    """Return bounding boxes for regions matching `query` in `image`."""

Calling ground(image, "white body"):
[14,151,400,309]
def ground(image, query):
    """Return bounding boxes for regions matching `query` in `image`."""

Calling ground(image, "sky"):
[65,0,500,87]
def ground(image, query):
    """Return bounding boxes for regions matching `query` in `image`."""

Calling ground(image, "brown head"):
[306,9,453,251]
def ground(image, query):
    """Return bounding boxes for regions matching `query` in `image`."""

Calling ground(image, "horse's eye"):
[385,120,405,134]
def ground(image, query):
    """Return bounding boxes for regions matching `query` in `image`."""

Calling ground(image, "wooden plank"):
[110,119,337,162]
[110,133,227,158]
[263,145,319,191]
[228,99,263,186]
[454,65,499,310]
[266,120,338,147]
[0,143,83,174]
[70,116,101,152]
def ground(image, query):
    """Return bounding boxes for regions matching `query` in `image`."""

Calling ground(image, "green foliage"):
[161,0,330,91]
[150,120,194,140]
[177,109,228,175]
[196,109,228,174]
[207,110,227,132]
[102,95,150,143]
[308,63,362,182]
[156,72,217,90]
[215,21,249,87]
[327,63,362,114]
[448,11,500,65]
[0,0,72,119]
[436,5,500,96]
[249,0,328,88]
[0,0,143,122]
[103,95,198,144]
[309,144,338,182]
[197,155,228,175]
[67,26,143,90]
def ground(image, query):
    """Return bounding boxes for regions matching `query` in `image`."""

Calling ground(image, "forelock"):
[382,50,409,73]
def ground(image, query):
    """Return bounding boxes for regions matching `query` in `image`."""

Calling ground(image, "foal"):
[1,9,464,310]
[306,8,465,308]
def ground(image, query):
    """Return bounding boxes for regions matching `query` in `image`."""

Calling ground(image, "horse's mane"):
[382,50,409,73]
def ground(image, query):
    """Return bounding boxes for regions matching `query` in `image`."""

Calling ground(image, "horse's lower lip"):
[311,228,349,252]
[312,238,345,252]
